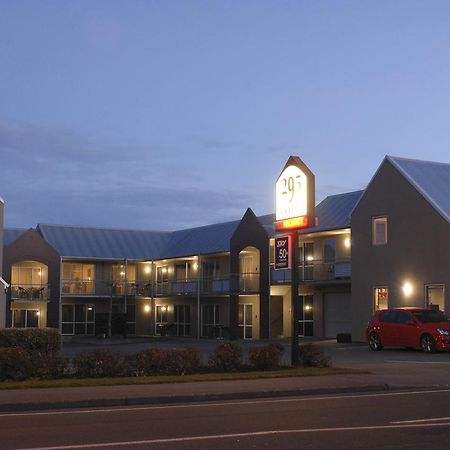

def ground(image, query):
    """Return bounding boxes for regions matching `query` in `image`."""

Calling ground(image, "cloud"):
[0,117,254,229]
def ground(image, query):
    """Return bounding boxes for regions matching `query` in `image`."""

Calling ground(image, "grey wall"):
[351,159,450,341]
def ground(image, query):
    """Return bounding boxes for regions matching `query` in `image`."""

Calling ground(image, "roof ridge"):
[387,155,450,168]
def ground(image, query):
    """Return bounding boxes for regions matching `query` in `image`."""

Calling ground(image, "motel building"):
[2,155,450,343]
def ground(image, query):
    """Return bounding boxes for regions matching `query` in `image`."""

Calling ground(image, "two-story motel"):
[2,155,450,342]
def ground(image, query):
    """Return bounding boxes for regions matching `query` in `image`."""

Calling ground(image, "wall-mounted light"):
[305,305,312,311]
[306,255,314,261]
[161,305,167,312]
[87,306,93,311]
[402,282,413,297]
[144,304,151,313]
[193,263,198,270]
[162,267,168,274]
[120,271,125,276]
[344,237,351,249]
[36,311,40,316]
[144,266,151,274]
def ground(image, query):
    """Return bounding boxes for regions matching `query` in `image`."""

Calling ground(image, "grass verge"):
[0,367,368,390]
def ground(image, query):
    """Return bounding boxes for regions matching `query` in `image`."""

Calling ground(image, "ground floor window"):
[61,304,95,335]
[298,295,314,337]
[12,309,39,328]
[126,304,136,335]
[238,303,253,339]
[426,284,445,312]
[174,305,191,336]
[201,304,219,338]
[374,287,388,311]
[155,305,169,335]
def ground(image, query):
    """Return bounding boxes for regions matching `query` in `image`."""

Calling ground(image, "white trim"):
[0,276,9,291]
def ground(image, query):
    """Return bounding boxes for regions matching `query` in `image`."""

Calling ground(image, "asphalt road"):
[2,388,450,449]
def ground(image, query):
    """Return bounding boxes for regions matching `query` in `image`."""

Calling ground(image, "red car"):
[366,307,450,353]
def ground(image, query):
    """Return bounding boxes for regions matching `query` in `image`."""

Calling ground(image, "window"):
[299,242,314,281]
[372,217,387,245]
[323,239,336,263]
[174,305,191,336]
[298,295,314,337]
[112,264,136,295]
[201,304,220,338]
[61,304,95,335]
[155,305,169,335]
[379,310,396,323]
[62,263,95,295]
[426,285,445,312]
[12,309,39,328]
[374,287,388,311]
[126,304,136,335]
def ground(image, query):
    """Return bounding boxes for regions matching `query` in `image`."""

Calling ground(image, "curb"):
[0,384,395,413]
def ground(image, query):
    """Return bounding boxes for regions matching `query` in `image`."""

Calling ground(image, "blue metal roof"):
[257,191,364,237]
[36,224,172,260]
[4,190,363,259]
[387,156,450,225]
[3,228,27,247]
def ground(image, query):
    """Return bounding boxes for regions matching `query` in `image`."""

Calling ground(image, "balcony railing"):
[270,258,351,284]
[11,284,50,302]
[62,280,95,295]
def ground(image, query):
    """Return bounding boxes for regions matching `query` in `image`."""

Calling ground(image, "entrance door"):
[298,295,314,337]
[174,305,191,336]
[426,285,445,312]
[270,296,283,338]
[238,304,253,339]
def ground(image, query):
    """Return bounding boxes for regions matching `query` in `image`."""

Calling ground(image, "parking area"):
[62,336,450,386]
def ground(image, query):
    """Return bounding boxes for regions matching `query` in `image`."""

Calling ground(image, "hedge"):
[0,328,62,354]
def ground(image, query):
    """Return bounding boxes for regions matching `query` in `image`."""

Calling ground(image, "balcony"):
[11,284,50,302]
[270,258,351,284]
[62,280,95,296]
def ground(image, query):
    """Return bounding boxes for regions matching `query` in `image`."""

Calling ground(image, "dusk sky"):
[2,1,450,231]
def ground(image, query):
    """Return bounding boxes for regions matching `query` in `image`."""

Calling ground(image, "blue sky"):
[1,0,450,230]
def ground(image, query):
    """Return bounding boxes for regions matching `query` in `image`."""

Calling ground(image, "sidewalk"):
[0,371,433,413]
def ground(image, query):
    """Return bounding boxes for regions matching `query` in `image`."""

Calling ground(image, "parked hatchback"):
[366,308,450,353]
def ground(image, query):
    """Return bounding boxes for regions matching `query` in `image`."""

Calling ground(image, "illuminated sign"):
[274,156,315,231]
[276,165,307,221]
[274,236,291,269]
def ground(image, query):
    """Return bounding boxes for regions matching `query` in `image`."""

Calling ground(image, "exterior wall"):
[351,160,450,341]
[4,229,61,329]
[230,209,270,339]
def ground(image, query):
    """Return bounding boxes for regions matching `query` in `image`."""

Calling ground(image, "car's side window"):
[379,311,396,323]
[396,311,411,324]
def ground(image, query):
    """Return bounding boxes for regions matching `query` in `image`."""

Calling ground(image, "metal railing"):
[10,284,50,301]
[62,280,95,295]
[270,258,351,284]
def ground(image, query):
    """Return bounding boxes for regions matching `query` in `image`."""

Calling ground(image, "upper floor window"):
[62,263,95,295]
[323,239,336,263]
[372,216,388,245]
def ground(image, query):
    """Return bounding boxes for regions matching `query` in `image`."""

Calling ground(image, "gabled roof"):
[163,219,241,258]
[257,191,364,237]
[36,224,172,260]
[3,190,362,259]
[387,155,450,225]
[3,228,28,247]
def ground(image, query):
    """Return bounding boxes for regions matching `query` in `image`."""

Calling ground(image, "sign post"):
[274,156,315,366]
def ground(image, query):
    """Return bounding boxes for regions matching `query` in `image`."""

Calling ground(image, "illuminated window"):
[372,217,388,245]
[62,263,95,295]
[374,287,388,311]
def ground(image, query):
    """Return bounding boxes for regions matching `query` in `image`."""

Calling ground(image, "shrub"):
[132,348,168,376]
[32,352,68,379]
[299,343,332,368]
[209,341,243,372]
[0,328,61,354]
[249,343,285,370]
[0,347,34,381]
[72,350,125,378]
[164,347,201,375]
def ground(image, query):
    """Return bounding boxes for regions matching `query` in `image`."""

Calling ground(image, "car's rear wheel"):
[421,334,436,353]
[368,332,383,351]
